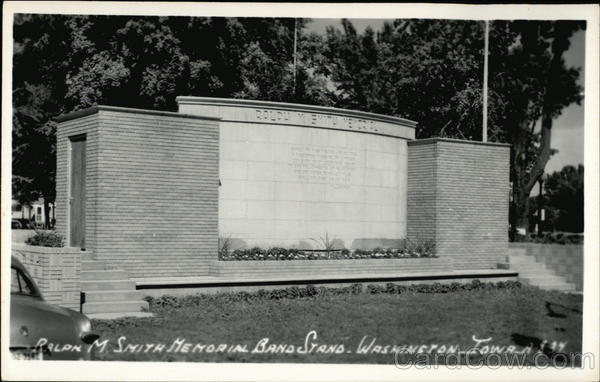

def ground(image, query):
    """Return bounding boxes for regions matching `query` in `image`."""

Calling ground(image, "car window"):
[11,267,36,296]
[11,268,20,293]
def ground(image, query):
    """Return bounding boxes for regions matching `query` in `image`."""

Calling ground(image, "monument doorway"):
[69,134,86,248]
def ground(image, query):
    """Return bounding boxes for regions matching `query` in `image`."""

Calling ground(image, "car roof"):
[11,256,25,270]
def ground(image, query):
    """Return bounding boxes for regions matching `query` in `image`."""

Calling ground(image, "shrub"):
[219,240,436,260]
[406,237,436,257]
[25,230,64,247]
[310,233,339,255]
[144,280,523,311]
[350,283,363,294]
[366,284,384,294]
[515,231,583,245]
[217,242,438,261]
[218,235,232,258]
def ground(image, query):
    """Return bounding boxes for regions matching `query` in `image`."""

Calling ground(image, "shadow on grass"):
[513,300,582,359]
[545,301,582,317]
[511,333,557,357]
[545,302,568,318]
[511,333,582,367]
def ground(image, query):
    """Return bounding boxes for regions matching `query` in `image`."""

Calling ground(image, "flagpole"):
[482,20,489,142]
[293,18,298,94]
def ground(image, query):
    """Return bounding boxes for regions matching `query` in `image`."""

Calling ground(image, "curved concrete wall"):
[177,97,416,250]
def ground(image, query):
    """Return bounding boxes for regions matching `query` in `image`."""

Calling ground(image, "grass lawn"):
[91,285,582,364]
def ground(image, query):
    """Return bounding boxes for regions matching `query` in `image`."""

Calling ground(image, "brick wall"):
[12,244,82,310]
[509,243,583,291]
[56,106,220,278]
[407,142,437,243]
[407,138,510,270]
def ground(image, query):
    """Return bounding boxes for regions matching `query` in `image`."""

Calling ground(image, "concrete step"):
[81,260,107,271]
[87,312,154,319]
[508,263,548,270]
[535,283,577,292]
[82,300,149,314]
[515,268,554,276]
[518,273,557,281]
[81,252,95,261]
[84,290,144,302]
[81,279,136,291]
[507,255,538,264]
[81,269,129,281]
[503,252,577,292]
[521,275,568,284]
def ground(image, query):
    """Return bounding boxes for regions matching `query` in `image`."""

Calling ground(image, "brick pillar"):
[407,138,510,270]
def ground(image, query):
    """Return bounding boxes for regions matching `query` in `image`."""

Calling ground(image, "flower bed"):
[219,246,436,261]
[144,280,523,309]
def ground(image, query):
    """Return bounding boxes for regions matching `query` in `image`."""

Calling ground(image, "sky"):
[307,19,586,176]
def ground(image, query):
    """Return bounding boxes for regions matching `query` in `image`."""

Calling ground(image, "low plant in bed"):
[219,244,436,261]
[25,229,64,247]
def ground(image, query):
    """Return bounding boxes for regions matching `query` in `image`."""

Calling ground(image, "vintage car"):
[10,256,99,360]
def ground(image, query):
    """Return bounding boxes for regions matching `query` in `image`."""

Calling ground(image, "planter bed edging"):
[213,257,453,278]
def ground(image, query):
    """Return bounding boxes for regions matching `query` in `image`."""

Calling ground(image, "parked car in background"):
[10,256,99,360]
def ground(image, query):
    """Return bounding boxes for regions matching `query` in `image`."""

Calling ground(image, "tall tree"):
[542,165,584,233]
[12,15,332,224]
[322,19,584,236]
[13,14,75,226]
[323,19,487,139]
[13,16,584,236]
[487,20,584,236]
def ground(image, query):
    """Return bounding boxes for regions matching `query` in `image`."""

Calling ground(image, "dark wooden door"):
[69,136,86,248]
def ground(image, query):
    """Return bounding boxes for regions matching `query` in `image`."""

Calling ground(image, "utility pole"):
[482,20,489,142]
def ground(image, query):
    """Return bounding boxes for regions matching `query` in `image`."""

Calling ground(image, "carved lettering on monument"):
[255,109,291,122]
[289,145,357,188]
[254,108,378,133]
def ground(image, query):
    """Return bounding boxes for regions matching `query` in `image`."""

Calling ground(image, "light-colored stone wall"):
[11,244,82,310]
[219,122,408,249]
[178,97,416,250]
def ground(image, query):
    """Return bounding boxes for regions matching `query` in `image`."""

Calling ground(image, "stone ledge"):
[133,269,518,291]
[177,96,416,139]
[212,257,452,278]
[408,137,511,148]
[216,257,441,265]
[56,105,221,123]
[11,243,84,254]
[177,96,418,127]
